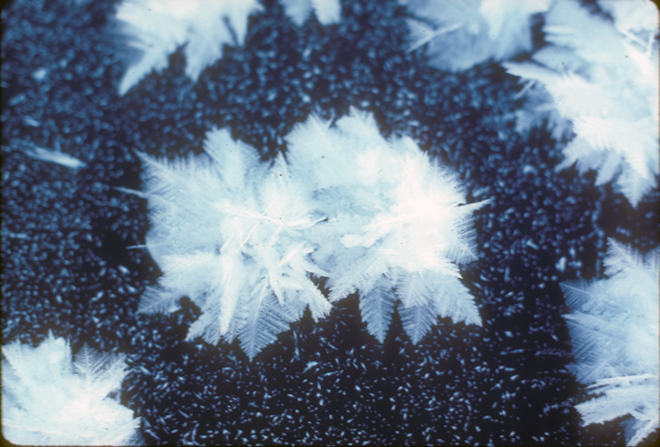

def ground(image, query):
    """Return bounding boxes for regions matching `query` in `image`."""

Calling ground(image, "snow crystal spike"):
[22,144,87,170]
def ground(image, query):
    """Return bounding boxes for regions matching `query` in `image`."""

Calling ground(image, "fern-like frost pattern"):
[1,335,140,446]
[504,0,659,207]
[286,110,485,343]
[141,110,485,358]
[402,0,551,71]
[561,240,659,446]
[141,128,330,359]
[116,0,263,95]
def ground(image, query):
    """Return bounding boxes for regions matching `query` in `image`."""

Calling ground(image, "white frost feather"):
[504,0,659,207]
[286,109,485,343]
[141,111,485,354]
[116,0,263,94]
[22,145,87,169]
[140,128,330,360]
[561,240,659,446]
[2,335,140,446]
[402,0,551,71]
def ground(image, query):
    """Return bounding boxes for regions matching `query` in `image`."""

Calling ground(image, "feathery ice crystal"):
[504,0,659,207]
[286,110,486,343]
[140,110,485,358]
[561,240,659,446]
[280,0,342,26]
[2,334,140,446]
[402,0,551,71]
[116,0,263,95]
[140,129,331,360]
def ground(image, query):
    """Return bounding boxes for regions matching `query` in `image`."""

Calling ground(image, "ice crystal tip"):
[281,0,342,26]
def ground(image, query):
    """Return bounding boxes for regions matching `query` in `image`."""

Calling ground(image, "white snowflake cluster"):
[2,335,140,446]
[140,110,486,358]
[402,0,551,71]
[561,240,659,446]
[504,0,659,207]
[116,0,264,95]
[116,0,342,95]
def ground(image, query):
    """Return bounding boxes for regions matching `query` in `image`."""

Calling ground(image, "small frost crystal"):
[22,144,87,170]
[402,0,551,71]
[280,0,341,26]
[141,111,485,357]
[561,240,659,446]
[286,110,485,343]
[2,335,140,446]
[116,0,263,94]
[504,0,659,207]
[140,129,331,359]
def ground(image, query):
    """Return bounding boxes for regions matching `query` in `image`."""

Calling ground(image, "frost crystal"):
[402,0,551,71]
[116,0,263,95]
[140,129,331,360]
[141,111,485,357]
[504,0,659,207]
[561,240,659,446]
[286,110,485,343]
[2,335,140,446]
[22,144,87,170]
[281,0,342,26]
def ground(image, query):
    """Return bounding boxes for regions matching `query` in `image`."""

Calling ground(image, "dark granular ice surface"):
[2,0,658,445]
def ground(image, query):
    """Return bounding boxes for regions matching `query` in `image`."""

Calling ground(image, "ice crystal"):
[116,0,263,95]
[504,0,659,207]
[140,110,485,357]
[280,0,341,26]
[140,128,330,360]
[561,240,659,446]
[403,0,551,71]
[286,110,485,343]
[2,335,140,446]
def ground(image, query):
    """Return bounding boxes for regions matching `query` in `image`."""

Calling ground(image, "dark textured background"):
[2,0,658,445]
